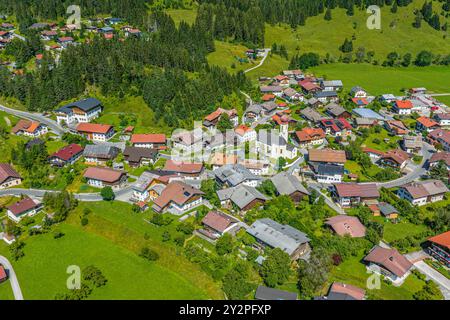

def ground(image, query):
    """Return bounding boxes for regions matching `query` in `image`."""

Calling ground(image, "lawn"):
[0,223,209,300]
[378,218,428,244]
[0,278,15,300]
[362,130,401,151]
[207,41,253,74]
[166,8,197,26]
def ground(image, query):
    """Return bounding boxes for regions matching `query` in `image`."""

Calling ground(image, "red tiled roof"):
[351,98,369,105]
[164,160,203,174]
[0,163,21,185]
[262,94,275,101]
[299,80,320,91]
[50,144,84,161]
[76,123,113,134]
[329,282,366,300]
[295,128,325,142]
[309,149,346,164]
[58,36,74,42]
[334,183,379,198]
[83,167,125,183]
[0,265,6,281]
[11,119,42,134]
[7,197,39,216]
[428,231,450,250]
[428,128,450,146]
[153,181,204,210]
[235,125,253,136]
[204,108,237,122]
[395,100,413,109]
[382,149,409,165]
[417,116,439,128]
[202,211,238,233]
[364,246,412,278]
[362,147,385,156]
[325,215,366,238]
[130,134,166,144]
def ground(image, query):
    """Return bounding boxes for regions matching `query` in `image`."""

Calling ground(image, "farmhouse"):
[217,184,269,211]
[130,134,167,150]
[238,159,270,176]
[354,117,377,129]
[152,181,204,214]
[203,108,239,131]
[429,152,450,171]
[401,135,422,154]
[7,197,41,223]
[433,113,450,127]
[76,123,114,142]
[385,120,409,136]
[83,167,127,190]
[270,172,309,203]
[123,146,158,168]
[214,164,262,188]
[0,163,22,189]
[332,183,379,208]
[315,90,339,103]
[321,80,343,92]
[352,108,385,121]
[171,130,203,153]
[364,246,413,284]
[12,119,48,137]
[247,218,311,260]
[315,163,344,184]
[283,87,303,101]
[378,149,409,170]
[83,144,119,165]
[318,283,366,300]
[308,149,347,167]
[55,98,103,125]
[48,144,84,167]
[163,160,204,180]
[294,128,326,148]
[397,180,448,206]
[300,107,324,123]
[325,215,366,238]
[299,80,321,94]
[426,231,450,268]
[324,103,351,119]
[392,100,413,115]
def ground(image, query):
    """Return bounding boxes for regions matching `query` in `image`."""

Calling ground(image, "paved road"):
[0,255,24,300]
[377,142,435,189]
[414,261,450,300]
[0,104,67,136]
[244,48,271,74]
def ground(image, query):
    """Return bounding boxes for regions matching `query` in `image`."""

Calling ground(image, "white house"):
[392,100,413,115]
[55,98,102,125]
[7,197,41,223]
[397,180,448,206]
[235,125,257,143]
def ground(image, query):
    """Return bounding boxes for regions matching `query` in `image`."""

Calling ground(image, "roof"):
[204,108,237,122]
[132,171,159,193]
[400,180,449,199]
[350,86,366,94]
[271,172,310,196]
[214,164,261,187]
[328,282,365,300]
[260,85,282,93]
[416,116,439,128]
[163,160,203,174]
[50,144,84,161]
[0,163,21,185]
[325,215,366,237]
[317,163,345,176]
[352,98,369,106]
[295,128,326,142]
[325,103,347,117]
[202,211,239,233]
[395,100,413,109]
[428,231,450,250]
[83,144,119,159]
[334,183,380,198]
[255,286,297,300]
[428,128,450,146]
[217,184,269,209]
[234,125,254,137]
[7,197,39,216]
[322,80,343,87]
[386,120,409,134]
[299,80,321,91]
[378,202,398,217]
[153,181,204,210]
[382,149,409,165]
[429,152,450,166]
[247,218,310,256]
[12,119,43,134]
[300,107,324,122]
[130,134,166,144]
[0,265,6,280]
[123,146,157,163]
[76,123,113,134]
[315,91,338,98]
[352,108,384,120]
[257,131,287,147]
[209,153,238,166]
[308,149,346,164]
[364,246,412,278]
[362,147,385,156]
[402,135,422,149]
[83,167,125,183]
[56,98,102,114]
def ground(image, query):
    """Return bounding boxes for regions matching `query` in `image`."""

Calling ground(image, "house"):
[378,202,399,220]
[350,86,367,98]
[433,113,450,127]
[392,100,413,115]
[261,94,275,102]
[321,80,343,92]
[247,218,311,260]
[152,181,204,214]
[203,108,239,131]
[319,118,352,137]
[300,107,324,123]
[163,160,204,180]
[385,120,409,136]
[57,36,74,48]
[131,171,163,202]
[55,98,103,125]
[214,164,262,188]
[325,215,366,238]
[409,87,427,95]
[429,152,450,171]
[238,159,271,176]
[315,90,339,103]
[270,172,310,203]
[282,87,303,101]
[294,128,326,148]
[83,144,119,166]
[261,101,278,115]
[244,104,263,124]
[378,149,409,170]
[0,163,22,189]
[426,231,450,268]
[130,134,167,150]
[48,144,84,167]
[427,129,450,151]
[171,130,203,154]
[0,264,7,283]
[7,197,41,223]
[12,119,48,137]
[354,118,377,129]
[318,282,366,300]
[76,123,114,142]
[209,153,238,170]
[364,246,413,284]
[305,97,323,108]
[325,103,351,119]
[332,183,379,208]
[380,94,397,103]
[299,80,321,94]
[260,85,283,96]
[401,135,422,154]
[315,163,344,184]
[362,147,385,161]
[282,69,303,80]
[83,167,127,190]
[352,108,385,122]
[397,180,449,206]
[217,184,269,211]
[256,130,297,161]
[0,31,11,40]
[255,286,298,301]
[123,146,158,168]
[416,116,439,132]
[200,211,239,240]
[234,125,256,142]
[271,113,296,127]
[41,30,58,40]
[125,28,141,37]
[308,149,347,167]
[351,97,369,106]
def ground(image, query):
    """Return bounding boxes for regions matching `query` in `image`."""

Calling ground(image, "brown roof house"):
[7,197,42,223]
[401,135,422,154]
[163,160,204,180]
[308,149,347,167]
[385,120,409,136]
[12,119,48,137]
[83,167,127,190]
[76,123,114,142]
[429,152,450,171]
[364,246,413,285]
[123,146,158,168]
[199,211,240,240]
[317,282,366,300]
[217,184,269,212]
[332,183,379,208]
[378,149,409,170]
[152,181,204,214]
[0,163,22,189]
[294,128,326,148]
[130,134,167,150]
[325,215,366,238]
[397,180,448,206]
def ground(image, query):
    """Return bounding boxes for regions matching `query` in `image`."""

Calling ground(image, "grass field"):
[166,8,197,26]
[362,129,402,151]
[207,41,253,73]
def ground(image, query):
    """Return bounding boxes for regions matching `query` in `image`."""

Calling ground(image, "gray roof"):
[214,164,261,187]
[262,101,278,112]
[378,203,398,216]
[301,107,324,122]
[133,171,159,192]
[322,80,343,88]
[354,117,375,125]
[245,104,263,115]
[247,218,310,256]
[271,172,310,196]
[56,98,102,114]
[255,286,298,300]
[315,91,338,98]
[317,164,344,176]
[217,184,269,209]
[351,86,366,94]
[83,144,119,159]
[257,131,287,147]
[352,108,385,120]
[325,103,347,117]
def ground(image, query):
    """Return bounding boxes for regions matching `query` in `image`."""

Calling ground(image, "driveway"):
[309,183,345,215]
[0,255,24,300]
[414,261,450,300]
[244,48,270,74]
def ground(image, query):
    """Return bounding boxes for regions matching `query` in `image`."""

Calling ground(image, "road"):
[244,48,271,74]
[377,142,435,189]
[0,255,24,300]
[414,261,450,300]
[0,104,67,136]
[309,183,345,215]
